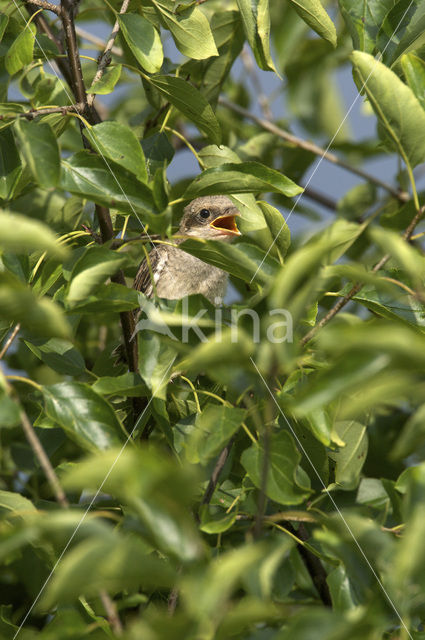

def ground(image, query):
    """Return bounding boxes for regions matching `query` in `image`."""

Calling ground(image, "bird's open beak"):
[210,212,241,236]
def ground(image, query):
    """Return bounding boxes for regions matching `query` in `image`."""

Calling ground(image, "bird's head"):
[178,196,241,241]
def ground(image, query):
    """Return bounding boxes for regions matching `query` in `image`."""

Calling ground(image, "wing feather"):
[133,246,168,297]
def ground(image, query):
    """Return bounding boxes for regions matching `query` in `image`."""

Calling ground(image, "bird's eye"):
[199,209,210,219]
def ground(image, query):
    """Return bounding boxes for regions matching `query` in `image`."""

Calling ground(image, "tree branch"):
[60,0,88,109]
[26,0,61,15]
[285,522,332,607]
[201,438,235,505]
[0,324,20,360]
[0,103,84,121]
[301,205,425,344]
[87,0,130,107]
[219,98,409,203]
[76,25,122,57]
[19,409,69,507]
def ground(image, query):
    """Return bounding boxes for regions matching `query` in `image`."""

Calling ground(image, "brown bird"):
[133,196,241,304]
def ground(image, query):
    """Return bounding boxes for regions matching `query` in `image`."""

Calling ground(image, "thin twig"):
[25,0,61,14]
[201,437,235,505]
[19,409,69,508]
[0,103,84,121]
[87,0,130,107]
[61,0,88,109]
[76,25,122,56]
[301,205,425,344]
[302,185,337,212]
[99,590,123,636]
[0,324,20,360]
[219,98,409,203]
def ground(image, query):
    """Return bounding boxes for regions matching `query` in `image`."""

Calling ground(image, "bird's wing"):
[133,245,168,297]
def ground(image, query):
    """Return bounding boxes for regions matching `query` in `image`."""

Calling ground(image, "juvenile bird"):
[133,196,241,304]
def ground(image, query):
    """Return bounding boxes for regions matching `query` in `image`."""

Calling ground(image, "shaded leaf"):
[14,119,60,188]
[241,430,312,505]
[328,421,368,490]
[24,338,85,376]
[67,247,129,305]
[0,127,22,200]
[401,53,425,111]
[189,404,247,463]
[42,382,124,451]
[149,75,221,145]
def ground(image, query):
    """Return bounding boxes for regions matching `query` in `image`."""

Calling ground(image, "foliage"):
[0,0,425,638]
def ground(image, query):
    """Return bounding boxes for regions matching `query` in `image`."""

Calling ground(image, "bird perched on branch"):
[133,196,241,304]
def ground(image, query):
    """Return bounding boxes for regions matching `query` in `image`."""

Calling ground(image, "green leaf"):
[118,14,163,73]
[138,331,177,399]
[149,75,221,145]
[84,121,147,182]
[288,0,337,46]
[0,14,8,42]
[200,509,237,534]
[24,338,85,376]
[185,162,303,199]
[0,273,70,339]
[378,0,425,65]
[188,404,247,463]
[153,2,218,60]
[0,390,20,429]
[66,247,129,305]
[338,0,394,53]
[0,489,36,517]
[401,53,425,111]
[141,131,175,176]
[92,372,147,397]
[328,421,368,490]
[88,63,122,95]
[60,151,158,225]
[236,0,279,73]
[257,200,291,260]
[0,127,22,200]
[0,211,67,258]
[241,430,312,505]
[5,23,36,75]
[43,533,175,605]
[180,238,280,285]
[351,50,425,168]
[392,403,425,459]
[14,119,60,188]
[369,226,425,283]
[42,382,124,451]
[68,282,140,313]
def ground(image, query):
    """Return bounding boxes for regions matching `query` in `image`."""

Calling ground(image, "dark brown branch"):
[303,185,337,212]
[285,522,332,607]
[219,98,409,203]
[61,0,87,108]
[201,438,235,505]
[0,103,84,121]
[87,0,130,107]
[301,205,425,344]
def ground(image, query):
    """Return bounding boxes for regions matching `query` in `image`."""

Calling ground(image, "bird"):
[133,195,241,304]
